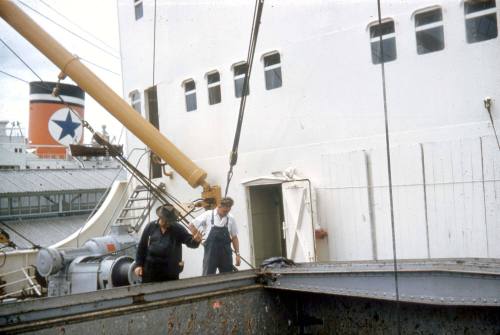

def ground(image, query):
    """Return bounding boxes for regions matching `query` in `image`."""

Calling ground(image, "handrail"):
[0,266,41,300]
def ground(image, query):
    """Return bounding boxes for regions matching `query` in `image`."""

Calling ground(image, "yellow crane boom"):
[0,0,220,207]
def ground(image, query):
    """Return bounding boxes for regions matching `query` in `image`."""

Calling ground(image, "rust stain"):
[221,319,228,335]
[132,293,145,304]
[186,313,196,334]
[166,310,178,334]
[246,317,253,334]
[212,300,223,309]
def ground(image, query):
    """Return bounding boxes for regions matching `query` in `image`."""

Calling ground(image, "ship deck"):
[1,258,499,334]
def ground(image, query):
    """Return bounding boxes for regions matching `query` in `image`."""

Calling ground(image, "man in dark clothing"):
[134,205,202,283]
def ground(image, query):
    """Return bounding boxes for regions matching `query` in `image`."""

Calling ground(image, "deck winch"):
[36,225,140,297]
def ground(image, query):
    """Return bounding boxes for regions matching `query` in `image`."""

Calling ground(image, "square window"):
[233,63,249,98]
[129,90,141,114]
[134,0,143,20]
[466,13,498,43]
[415,9,445,55]
[263,53,282,90]
[207,72,221,105]
[417,27,445,54]
[370,38,397,64]
[465,0,496,13]
[370,20,397,64]
[370,21,395,38]
[184,80,197,112]
[415,9,443,27]
[464,0,498,43]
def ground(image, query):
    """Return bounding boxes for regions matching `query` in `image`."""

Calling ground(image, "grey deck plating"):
[263,258,500,306]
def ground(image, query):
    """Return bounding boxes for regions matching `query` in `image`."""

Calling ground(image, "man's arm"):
[188,223,198,235]
[189,210,208,237]
[134,222,152,276]
[176,224,202,248]
[231,235,241,266]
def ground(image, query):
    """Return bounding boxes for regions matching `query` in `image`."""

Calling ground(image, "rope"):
[376,1,401,334]
[146,0,158,228]
[0,69,30,83]
[38,0,119,55]
[224,0,265,197]
[17,0,120,59]
[98,149,149,239]
[0,38,43,81]
[152,0,157,85]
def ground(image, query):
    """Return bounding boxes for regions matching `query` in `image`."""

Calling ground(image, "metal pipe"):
[0,0,208,189]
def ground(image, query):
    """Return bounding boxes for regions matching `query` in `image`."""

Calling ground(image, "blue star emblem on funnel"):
[52,111,81,140]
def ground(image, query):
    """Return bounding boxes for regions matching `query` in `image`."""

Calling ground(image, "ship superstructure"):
[118,0,500,273]
[0,1,499,333]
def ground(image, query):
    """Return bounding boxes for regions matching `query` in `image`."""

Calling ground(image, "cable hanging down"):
[376,0,401,334]
[224,0,265,197]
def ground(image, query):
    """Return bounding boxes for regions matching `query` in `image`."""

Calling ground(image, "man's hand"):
[134,266,143,277]
[235,254,241,266]
[193,230,202,243]
[315,228,328,239]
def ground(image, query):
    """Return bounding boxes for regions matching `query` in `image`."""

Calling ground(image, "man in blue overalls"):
[190,197,241,275]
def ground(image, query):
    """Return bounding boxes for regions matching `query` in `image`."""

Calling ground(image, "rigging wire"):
[376,0,401,334]
[1,34,196,232]
[151,0,157,85]
[38,0,119,55]
[2,34,119,77]
[79,57,121,77]
[0,37,43,81]
[99,149,150,237]
[17,0,120,59]
[224,0,265,197]
[147,0,158,226]
[0,69,30,83]
[75,157,132,246]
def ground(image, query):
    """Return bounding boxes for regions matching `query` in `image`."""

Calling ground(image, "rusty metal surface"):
[3,259,500,334]
[271,290,500,335]
[2,272,500,334]
[12,288,289,335]
[0,270,258,330]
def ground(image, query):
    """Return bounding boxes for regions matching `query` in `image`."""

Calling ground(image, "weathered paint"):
[6,285,500,335]
[2,260,500,334]
[13,288,287,335]
[276,291,500,335]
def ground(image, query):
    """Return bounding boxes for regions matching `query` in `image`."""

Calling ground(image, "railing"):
[0,266,42,301]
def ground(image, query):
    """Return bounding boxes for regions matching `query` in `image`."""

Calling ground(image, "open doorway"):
[248,184,286,267]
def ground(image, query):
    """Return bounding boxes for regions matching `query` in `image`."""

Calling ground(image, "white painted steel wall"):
[117,0,500,272]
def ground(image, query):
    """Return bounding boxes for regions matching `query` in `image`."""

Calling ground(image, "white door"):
[281,180,316,262]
